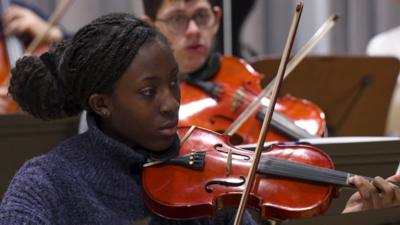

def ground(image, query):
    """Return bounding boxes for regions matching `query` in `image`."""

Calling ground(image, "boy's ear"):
[88,94,111,118]
[141,15,155,26]
[213,6,222,32]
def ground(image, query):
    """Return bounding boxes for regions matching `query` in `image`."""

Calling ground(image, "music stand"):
[251,56,400,136]
[281,207,400,225]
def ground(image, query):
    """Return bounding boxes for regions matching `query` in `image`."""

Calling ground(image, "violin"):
[143,127,335,220]
[142,126,392,221]
[179,55,326,145]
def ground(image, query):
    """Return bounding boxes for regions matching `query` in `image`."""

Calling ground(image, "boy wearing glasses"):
[142,0,221,78]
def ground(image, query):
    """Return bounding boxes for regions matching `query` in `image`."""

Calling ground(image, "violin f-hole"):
[205,176,246,193]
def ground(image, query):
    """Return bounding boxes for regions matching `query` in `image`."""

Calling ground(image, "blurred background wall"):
[23,0,400,59]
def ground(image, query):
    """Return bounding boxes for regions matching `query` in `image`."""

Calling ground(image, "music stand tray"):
[251,56,400,136]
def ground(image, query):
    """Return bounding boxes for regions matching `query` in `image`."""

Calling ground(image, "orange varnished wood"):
[179,56,326,144]
[143,127,336,221]
[0,41,18,113]
[0,42,10,85]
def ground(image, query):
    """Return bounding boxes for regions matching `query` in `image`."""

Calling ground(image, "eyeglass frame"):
[155,8,218,34]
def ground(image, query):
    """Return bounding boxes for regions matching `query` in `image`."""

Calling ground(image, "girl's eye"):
[140,88,155,97]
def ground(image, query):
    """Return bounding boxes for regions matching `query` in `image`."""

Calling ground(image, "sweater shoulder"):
[0,154,61,224]
[0,135,87,225]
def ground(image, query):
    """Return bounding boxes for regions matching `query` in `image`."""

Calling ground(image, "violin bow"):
[25,0,74,54]
[233,3,303,225]
[224,13,338,136]
[262,14,338,97]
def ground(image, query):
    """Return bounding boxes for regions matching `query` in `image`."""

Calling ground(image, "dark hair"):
[143,0,218,20]
[9,13,165,120]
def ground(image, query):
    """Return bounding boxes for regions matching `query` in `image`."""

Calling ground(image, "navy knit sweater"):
[0,115,256,225]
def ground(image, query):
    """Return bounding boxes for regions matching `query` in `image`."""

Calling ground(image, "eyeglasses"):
[156,9,216,34]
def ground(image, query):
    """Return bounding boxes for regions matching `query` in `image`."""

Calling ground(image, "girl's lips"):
[158,119,178,136]
[158,126,178,136]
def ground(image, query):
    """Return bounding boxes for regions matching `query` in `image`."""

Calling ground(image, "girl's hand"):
[343,175,400,213]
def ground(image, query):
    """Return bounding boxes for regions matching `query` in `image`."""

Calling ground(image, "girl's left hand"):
[342,175,400,213]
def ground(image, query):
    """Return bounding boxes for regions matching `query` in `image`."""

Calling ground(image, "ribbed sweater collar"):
[85,113,147,166]
[59,114,147,199]
[59,113,180,199]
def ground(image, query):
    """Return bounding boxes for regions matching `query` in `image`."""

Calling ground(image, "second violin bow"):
[225,14,338,137]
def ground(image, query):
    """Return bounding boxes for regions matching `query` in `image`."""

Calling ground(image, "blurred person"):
[367,25,400,137]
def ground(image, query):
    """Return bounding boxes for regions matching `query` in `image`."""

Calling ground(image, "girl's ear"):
[88,94,111,118]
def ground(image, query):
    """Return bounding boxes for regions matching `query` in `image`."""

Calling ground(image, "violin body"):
[179,56,326,144]
[143,127,337,221]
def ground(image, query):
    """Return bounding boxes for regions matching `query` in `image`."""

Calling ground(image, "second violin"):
[179,55,326,144]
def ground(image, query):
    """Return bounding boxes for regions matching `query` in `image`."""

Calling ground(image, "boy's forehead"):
[158,0,211,15]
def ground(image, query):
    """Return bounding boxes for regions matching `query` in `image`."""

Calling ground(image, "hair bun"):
[40,52,59,78]
[8,54,82,120]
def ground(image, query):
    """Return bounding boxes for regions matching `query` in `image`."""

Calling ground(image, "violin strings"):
[257,156,350,187]
[221,84,312,137]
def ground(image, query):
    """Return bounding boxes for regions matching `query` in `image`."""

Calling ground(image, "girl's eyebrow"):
[140,75,158,81]
[139,65,178,81]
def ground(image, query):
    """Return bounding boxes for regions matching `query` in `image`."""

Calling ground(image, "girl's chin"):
[146,137,176,153]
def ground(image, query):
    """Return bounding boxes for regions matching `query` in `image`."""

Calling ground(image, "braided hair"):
[9,13,166,120]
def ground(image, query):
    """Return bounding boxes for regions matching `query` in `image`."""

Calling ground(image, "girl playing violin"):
[0,12,399,225]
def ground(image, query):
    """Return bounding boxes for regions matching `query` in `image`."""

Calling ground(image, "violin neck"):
[256,107,317,140]
[257,156,355,188]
